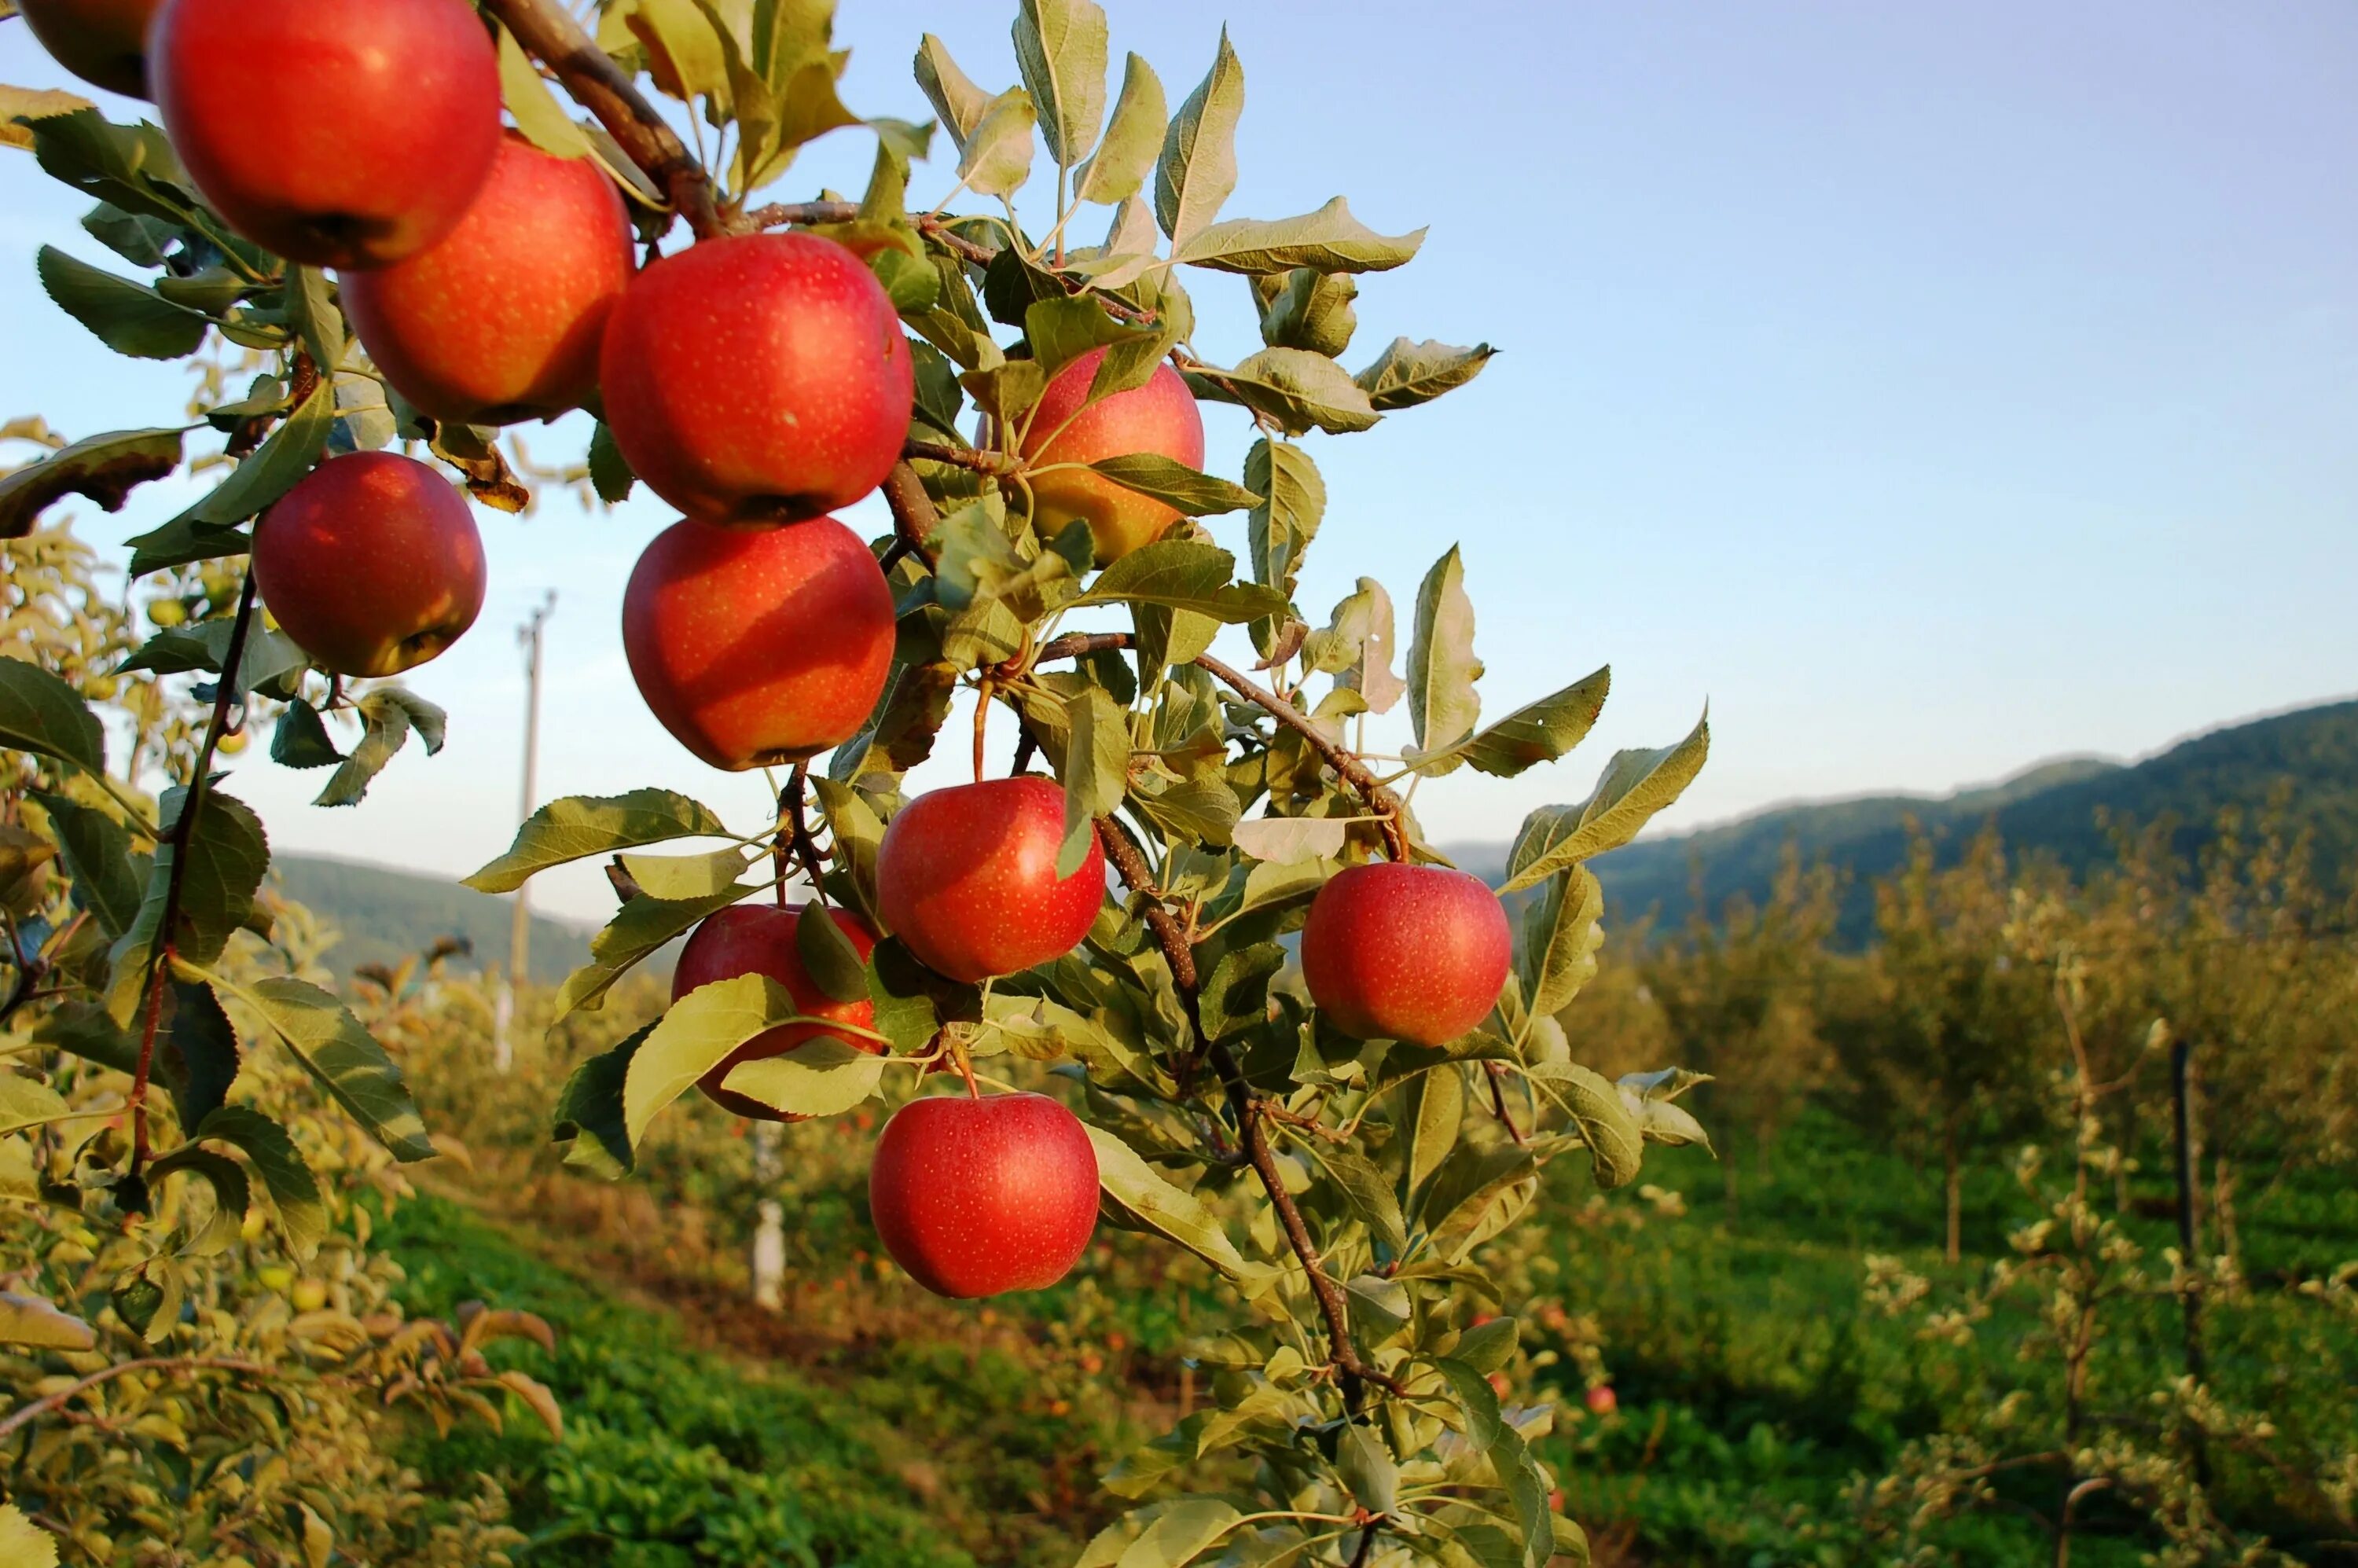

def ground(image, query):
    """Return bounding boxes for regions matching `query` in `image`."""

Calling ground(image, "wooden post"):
[497,592,555,1074]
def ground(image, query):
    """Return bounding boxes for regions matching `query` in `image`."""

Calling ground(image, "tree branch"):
[1036,633,1412,861]
[479,0,726,241]
[0,1356,276,1441]
[781,762,826,898]
[1094,815,1404,1405]
[131,566,259,1177]
[878,459,939,571]
[904,438,1019,477]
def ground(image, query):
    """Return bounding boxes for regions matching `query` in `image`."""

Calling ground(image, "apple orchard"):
[0,0,1717,1563]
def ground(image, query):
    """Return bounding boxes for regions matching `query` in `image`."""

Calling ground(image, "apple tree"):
[0,0,1716,1561]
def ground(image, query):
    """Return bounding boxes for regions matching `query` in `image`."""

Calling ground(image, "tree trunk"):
[1943,1115,1963,1265]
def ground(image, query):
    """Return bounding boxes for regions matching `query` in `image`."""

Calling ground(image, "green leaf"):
[1422,1142,1536,1261]
[1173,197,1424,275]
[1245,438,1322,652]
[1302,577,1405,714]
[1454,1315,1519,1374]
[0,1504,57,1568]
[36,245,208,359]
[1197,942,1281,1041]
[913,33,991,152]
[554,883,757,1019]
[1083,1124,1258,1283]
[623,974,801,1146]
[1405,545,1483,773]
[1023,293,1131,376]
[1154,28,1243,243]
[159,979,240,1133]
[1013,0,1107,170]
[1185,347,1379,437]
[869,247,938,313]
[1130,774,1238,848]
[615,846,753,901]
[0,1071,69,1138]
[588,420,635,504]
[1355,336,1497,411]
[1085,454,1259,516]
[0,426,182,542]
[1499,710,1712,894]
[201,971,435,1162]
[1056,685,1128,877]
[0,83,91,152]
[0,1291,94,1353]
[467,789,732,894]
[1532,1059,1643,1190]
[108,789,268,1013]
[127,382,336,574]
[283,266,344,378]
[497,21,594,160]
[1258,268,1357,356]
[795,904,871,1004]
[197,1105,326,1258]
[1074,53,1165,205]
[1491,1425,1555,1567]
[552,1023,652,1177]
[1229,816,1347,865]
[313,687,443,808]
[957,86,1038,201]
[30,790,147,937]
[1520,866,1605,1019]
[1420,1353,1503,1448]
[1081,539,1288,623]
[269,703,343,770]
[1336,1423,1399,1515]
[1298,1137,1409,1254]
[0,655,105,773]
[621,0,736,108]
[1621,1066,1713,1153]
[721,1036,885,1118]
[1100,1500,1242,1568]
[31,1001,138,1075]
[1442,666,1611,780]
[145,1144,251,1257]
[27,108,202,230]
[1402,1064,1464,1199]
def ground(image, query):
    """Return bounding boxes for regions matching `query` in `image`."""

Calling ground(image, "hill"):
[1449,697,2358,942]
[270,853,597,982]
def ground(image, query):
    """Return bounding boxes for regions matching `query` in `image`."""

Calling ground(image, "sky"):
[2,1,2353,927]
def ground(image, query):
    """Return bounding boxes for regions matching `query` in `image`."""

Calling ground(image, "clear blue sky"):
[3,2,2352,925]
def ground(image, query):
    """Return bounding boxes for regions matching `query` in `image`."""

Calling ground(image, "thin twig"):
[0,1356,277,1440]
[479,0,726,241]
[783,762,826,898]
[905,438,1019,476]
[1035,632,1411,861]
[878,459,940,570]
[131,567,258,1177]
[1094,816,1403,1405]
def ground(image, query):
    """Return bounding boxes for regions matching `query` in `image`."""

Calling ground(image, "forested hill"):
[1449,697,2358,942]
[269,853,596,981]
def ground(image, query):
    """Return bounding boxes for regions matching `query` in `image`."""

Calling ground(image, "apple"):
[875,777,1104,982]
[1017,345,1206,564]
[17,0,163,97]
[250,452,485,678]
[621,515,894,771]
[1585,1384,1619,1417]
[599,232,913,527]
[150,0,500,267]
[1300,861,1511,1046]
[341,134,632,425]
[868,1091,1100,1298]
[673,902,880,1122]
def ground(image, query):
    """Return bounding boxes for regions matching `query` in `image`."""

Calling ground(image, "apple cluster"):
[31,0,1522,1301]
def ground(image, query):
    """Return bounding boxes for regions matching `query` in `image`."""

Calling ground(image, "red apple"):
[1017,346,1206,564]
[621,515,894,771]
[875,777,1104,983]
[17,0,163,97]
[869,1092,1099,1298]
[150,0,500,267]
[672,902,880,1122]
[1300,861,1511,1046]
[250,452,485,678]
[1585,1384,1619,1417]
[599,233,913,526]
[341,134,632,425]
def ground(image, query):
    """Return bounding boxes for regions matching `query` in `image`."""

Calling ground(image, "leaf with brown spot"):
[0,426,184,539]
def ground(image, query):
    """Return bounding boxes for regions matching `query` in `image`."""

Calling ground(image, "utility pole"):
[495,592,556,1074]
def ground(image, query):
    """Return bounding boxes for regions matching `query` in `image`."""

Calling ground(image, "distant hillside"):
[270,854,597,982]
[1450,698,2358,943]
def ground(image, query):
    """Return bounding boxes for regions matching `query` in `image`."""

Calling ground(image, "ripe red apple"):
[869,1092,1099,1298]
[875,777,1104,982]
[1585,1383,1619,1417]
[150,0,500,267]
[672,903,880,1122]
[17,0,163,97]
[599,233,913,526]
[1017,346,1206,564]
[1300,861,1511,1046]
[250,452,485,678]
[621,515,894,771]
[341,135,632,425]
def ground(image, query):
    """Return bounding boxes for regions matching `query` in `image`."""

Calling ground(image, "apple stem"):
[971,681,991,784]
[1485,1060,1528,1147]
